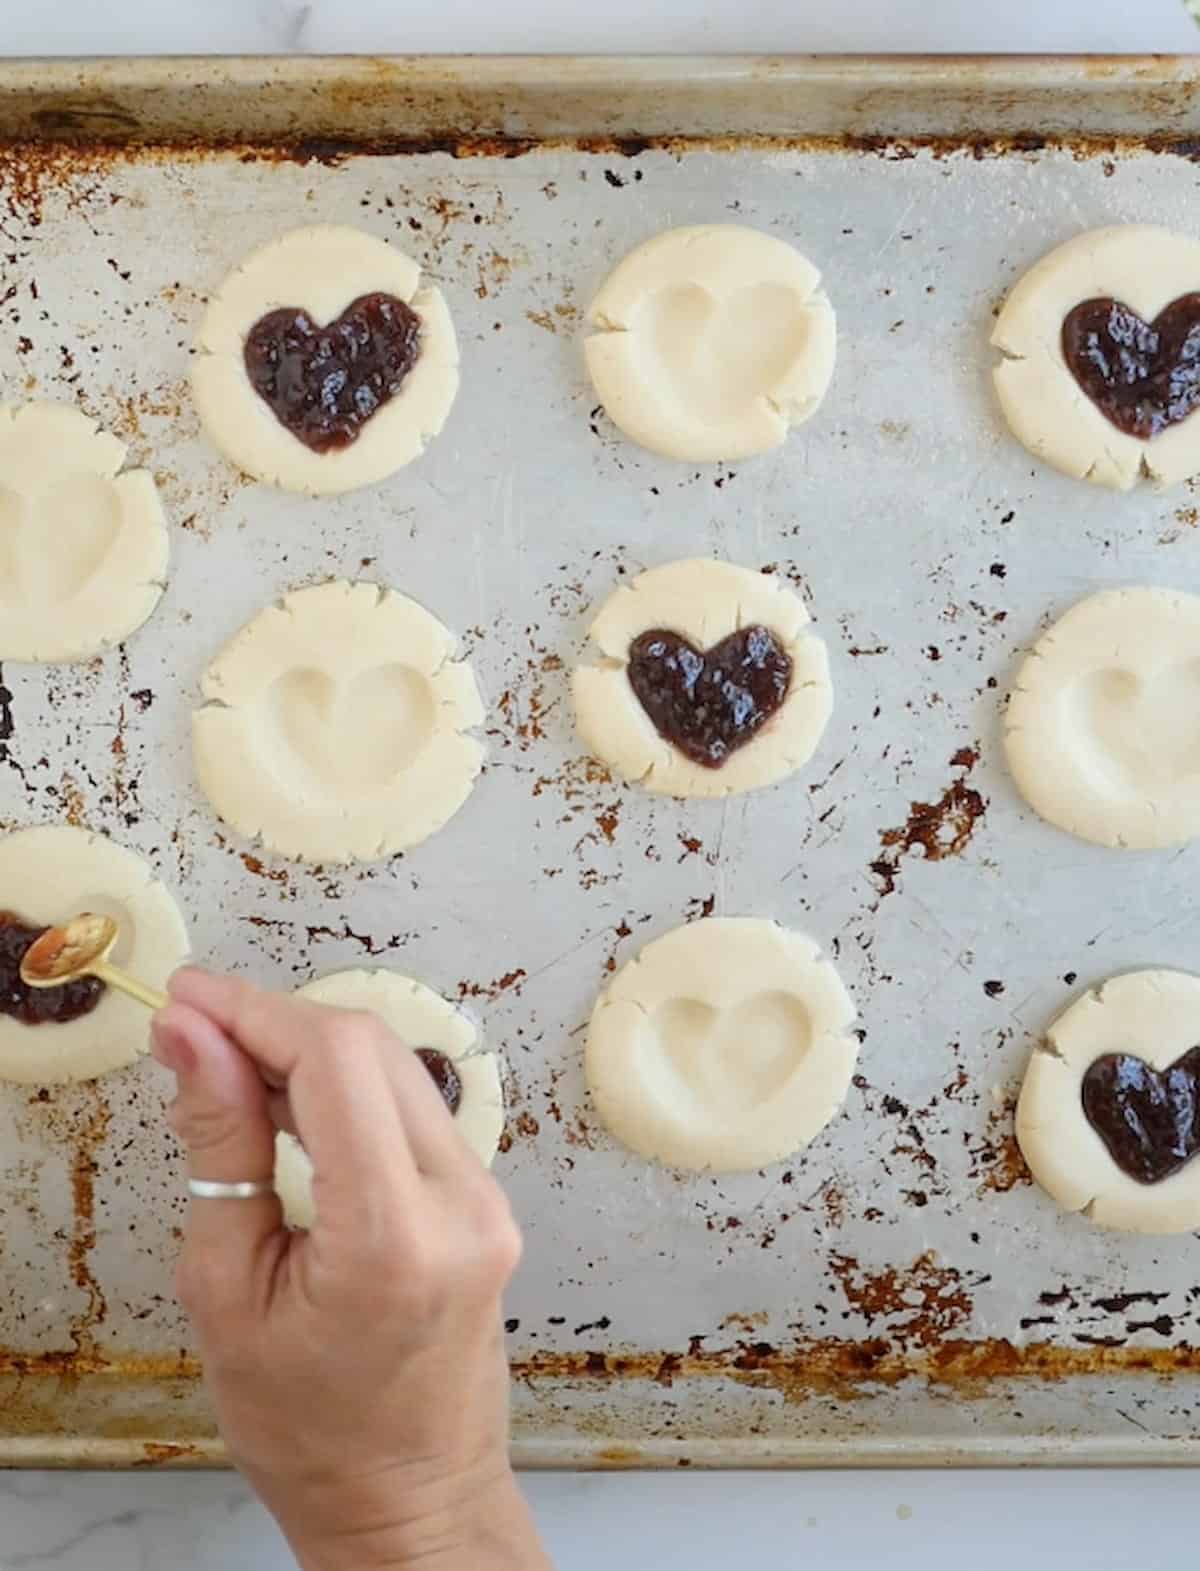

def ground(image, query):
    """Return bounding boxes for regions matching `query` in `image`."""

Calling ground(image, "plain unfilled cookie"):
[586,916,857,1173]
[275,969,504,1229]
[0,403,168,662]
[585,225,836,461]
[0,826,189,1084]
[192,225,458,495]
[193,580,484,865]
[573,559,832,798]
[1018,969,1200,1234]
[1005,586,1200,849]
[992,226,1200,491]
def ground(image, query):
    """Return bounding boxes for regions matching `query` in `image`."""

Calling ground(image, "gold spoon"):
[19,913,167,1011]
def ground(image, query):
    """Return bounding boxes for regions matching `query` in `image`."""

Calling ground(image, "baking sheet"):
[3,58,1200,1467]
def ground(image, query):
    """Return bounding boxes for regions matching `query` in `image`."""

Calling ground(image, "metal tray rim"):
[4,52,1200,1471]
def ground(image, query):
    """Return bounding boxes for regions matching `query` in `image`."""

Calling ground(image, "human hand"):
[151,968,549,1571]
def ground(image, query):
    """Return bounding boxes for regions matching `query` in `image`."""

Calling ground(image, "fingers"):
[287,1019,422,1217]
[171,969,432,1222]
[169,968,325,1082]
[151,1003,283,1313]
[264,1048,460,1170]
[171,967,469,1179]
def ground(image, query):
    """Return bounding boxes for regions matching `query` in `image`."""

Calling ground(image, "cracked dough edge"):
[1003,585,1200,849]
[585,915,857,1173]
[191,225,459,496]
[0,402,169,662]
[1017,968,1200,1233]
[572,558,833,798]
[192,579,485,865]
[585,224,836,462]
[991,225,1200,491]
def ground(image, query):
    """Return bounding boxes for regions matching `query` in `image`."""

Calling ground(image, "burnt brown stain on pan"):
[10,131,1200,233]
[5,1334,1200,1415]
[240,852,289,887]
[502,1110,541,1151]
[0,1347,201,1380]
[870,746,986,897]
[105,698,145,831]
[0,140,119,226]
[967,1087,1034,1195]
[131,1440,205,1466]
[511,1338,1200,1405]
[0,664,13,765]
[14,1083,114,1367]
[65,1091,112,1353]
[456,968,528,1002]
[0,1350,208,1457]
[235,130,1200,165]
[827,1252,978,1350]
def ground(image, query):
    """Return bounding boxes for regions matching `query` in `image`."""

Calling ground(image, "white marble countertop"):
[11,1466,1200,1570]
[4,2,1200,1567]
[2,0,1199,55]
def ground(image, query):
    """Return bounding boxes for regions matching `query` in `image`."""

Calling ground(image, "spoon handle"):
[91,959,168,1012]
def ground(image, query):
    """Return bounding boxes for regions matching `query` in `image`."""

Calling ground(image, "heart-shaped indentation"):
[627,626,792,768]
[270,663,435,788]
[1071,661,1200,792]
[244,292,422,453]
[650,990,812,1114]
[0,475,122,607]
[638,281,814,423]
[1062,294,1200,441]
[1082,1046,1200,1184]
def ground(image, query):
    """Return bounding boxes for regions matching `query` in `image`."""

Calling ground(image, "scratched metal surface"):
[4,60,1200,1466]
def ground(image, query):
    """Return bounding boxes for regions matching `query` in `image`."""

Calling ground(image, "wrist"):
[267,1463,548,1571]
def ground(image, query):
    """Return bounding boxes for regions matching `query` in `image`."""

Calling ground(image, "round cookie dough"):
[193,580,484,865]
[1017,969,1200,1234]
[586,916,857,1173]
[191,225,459,495]
[0,402,168,662]
[0,825,189,1084]
[573,558,832,799]
[1005,586,1200,850]
[275,968,504,1229]
[992,226,1200,491]
[585,225,836,462]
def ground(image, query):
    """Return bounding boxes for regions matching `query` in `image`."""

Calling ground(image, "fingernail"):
[151,1020,197,1077]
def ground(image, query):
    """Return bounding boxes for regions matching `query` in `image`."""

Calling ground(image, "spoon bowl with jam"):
[19,913,167,1012]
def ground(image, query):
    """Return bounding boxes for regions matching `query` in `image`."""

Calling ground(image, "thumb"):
[153,1001,283,1316]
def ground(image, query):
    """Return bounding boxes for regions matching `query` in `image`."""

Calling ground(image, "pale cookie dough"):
[585,225,836,462]
[0,825,188,1084]
[992,226,1200,491]
[586,917,857,1173]
[192,225,458,495]
[573,559,832,799]
[1018,970,1200,1234]
[275,968,504,1229]
[0,402,168,662]
[1005,586,1200,850]
[193,580,484,865]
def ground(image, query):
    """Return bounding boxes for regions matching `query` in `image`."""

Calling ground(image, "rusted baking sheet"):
[3,55,1200,148]
[6,1335,1200,1469]
[4,58,1200,1469]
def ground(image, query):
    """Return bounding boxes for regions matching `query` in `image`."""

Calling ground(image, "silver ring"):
[188,1178,274,1201]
